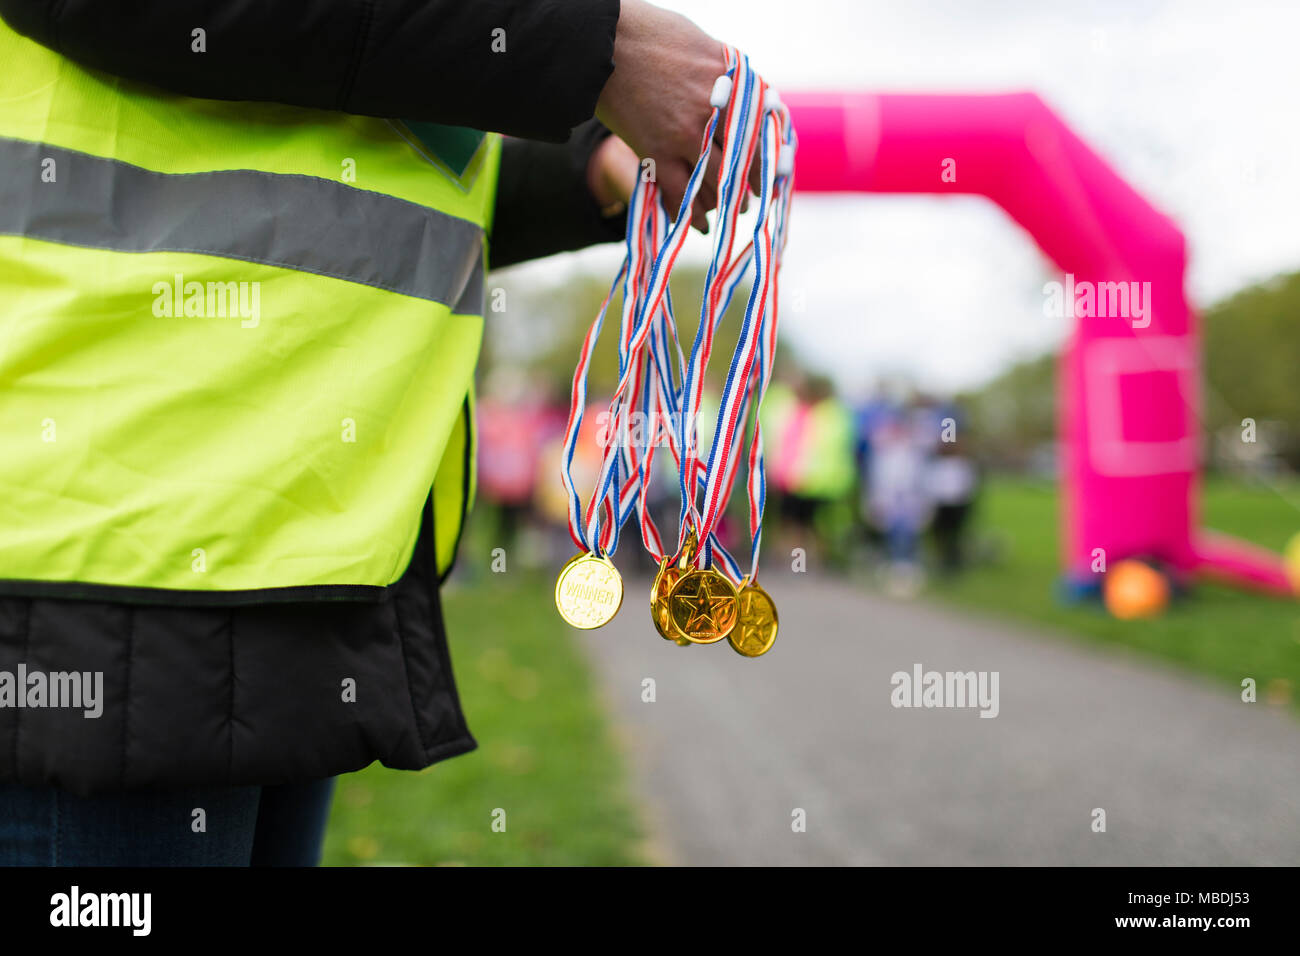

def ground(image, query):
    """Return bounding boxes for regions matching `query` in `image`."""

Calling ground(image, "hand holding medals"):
[557,46,795,658]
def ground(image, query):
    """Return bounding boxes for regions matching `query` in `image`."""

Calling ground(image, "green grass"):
[933,476,1300,707]
[321,570,647,866]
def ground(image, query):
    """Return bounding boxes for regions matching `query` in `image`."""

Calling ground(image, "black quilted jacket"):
[0,0,624,795]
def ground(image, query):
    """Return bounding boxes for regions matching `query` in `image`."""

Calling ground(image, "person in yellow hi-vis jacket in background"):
[763,375,857,568]
[0,0,746,866]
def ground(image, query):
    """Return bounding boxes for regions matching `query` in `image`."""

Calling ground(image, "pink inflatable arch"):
[784,91,1293,596]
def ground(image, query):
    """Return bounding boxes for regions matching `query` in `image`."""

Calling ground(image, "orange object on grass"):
[1103,560,1170,619]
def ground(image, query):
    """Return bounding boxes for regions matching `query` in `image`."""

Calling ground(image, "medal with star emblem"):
[729,579,778,657]
[666,567,739,644]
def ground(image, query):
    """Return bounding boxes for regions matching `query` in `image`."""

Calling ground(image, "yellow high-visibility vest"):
[0,21,500,602]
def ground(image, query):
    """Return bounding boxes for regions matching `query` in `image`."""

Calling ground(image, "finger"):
[589,136,639,209]
[699,148,722,212]
[697,177,718,217]
[746,146,763,196]
[659,166,689,227]
[712,116,728,152]
[691,196,710,235]
[606,138,640,204]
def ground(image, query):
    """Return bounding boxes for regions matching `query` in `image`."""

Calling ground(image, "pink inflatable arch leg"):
[784,91,1293,598]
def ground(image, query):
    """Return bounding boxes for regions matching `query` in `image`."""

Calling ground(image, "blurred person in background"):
[906,392,946,453]
[927,435,981,574]
[476,372,565,569]
[852,387,896,555]
[535,401,609,565]
[866,411,932,596]
[765,374,856,567]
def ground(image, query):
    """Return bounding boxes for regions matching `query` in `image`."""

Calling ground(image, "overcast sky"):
[506,0,1300,394]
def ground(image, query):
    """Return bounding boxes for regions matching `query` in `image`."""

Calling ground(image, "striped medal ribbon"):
[661,48,796,650]
[557,46,795,649]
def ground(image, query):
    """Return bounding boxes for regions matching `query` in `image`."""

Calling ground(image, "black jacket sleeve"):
[0,0,631,263]
[492,121,628,269]
[0,0,619,143]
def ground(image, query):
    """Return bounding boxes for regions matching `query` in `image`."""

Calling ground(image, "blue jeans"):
[0,777,336,866]
[887,521,920,563]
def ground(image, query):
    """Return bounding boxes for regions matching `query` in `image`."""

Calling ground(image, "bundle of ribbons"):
[555,46,795,658]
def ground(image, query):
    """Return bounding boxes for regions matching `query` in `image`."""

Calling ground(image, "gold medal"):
[649,532,699,645]
[555,552,624,629]
[666,567,739,644]
[674,530,700,572]
[729,580,778,657]
[650,557,683,641]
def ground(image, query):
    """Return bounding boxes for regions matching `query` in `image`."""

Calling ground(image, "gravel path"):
[579,572,1300,865]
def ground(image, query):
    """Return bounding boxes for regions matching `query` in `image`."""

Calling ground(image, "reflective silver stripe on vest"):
[453,255,486,316]
[0,137,485,308]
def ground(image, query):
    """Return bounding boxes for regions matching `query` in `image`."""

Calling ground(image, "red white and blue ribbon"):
[560,47,729,559]
[559,45,795,585]
[674,51,796,585]
[700,91,796,582]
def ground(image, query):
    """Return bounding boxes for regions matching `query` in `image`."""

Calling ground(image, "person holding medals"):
[0,0,748,866]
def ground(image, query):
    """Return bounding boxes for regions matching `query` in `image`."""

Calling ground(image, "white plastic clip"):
[709,75,733,110]
[776,148,795,178]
